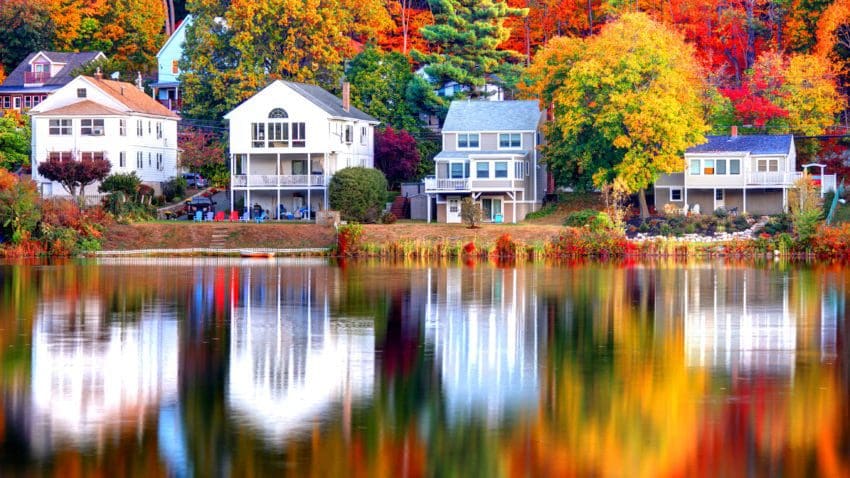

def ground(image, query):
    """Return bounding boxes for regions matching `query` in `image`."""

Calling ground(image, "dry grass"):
[522,193,606,225]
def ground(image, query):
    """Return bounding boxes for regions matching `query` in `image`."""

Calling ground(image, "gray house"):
[424,100,546,223]
[655,132,836,215]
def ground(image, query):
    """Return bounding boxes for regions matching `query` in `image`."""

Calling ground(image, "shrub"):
[763,214,793,235]
[714,207,728,218]
[380,211,397,224]
[564,209,599,227]
[493,233,517,258]
[524,203,557,220]
[587,211,614,233]
[460,197,483,228]
[99,172,141,196]
[684,222,696,234]
[161,176,187,202]
[659,223,672,236]
[638,221,650,233]
[328,167,388,223]
[337,223,363,256]
[0,170,41,244]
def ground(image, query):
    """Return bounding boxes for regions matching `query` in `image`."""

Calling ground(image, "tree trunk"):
[638,188,650,219]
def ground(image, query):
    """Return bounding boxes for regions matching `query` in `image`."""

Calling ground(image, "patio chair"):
[214,211,226,222]
[205,211,215,221]
[193,210,203,222]
[229,210,239,222]
[239,210,251,222]
[692,204,701,215]
[255,210,269,223]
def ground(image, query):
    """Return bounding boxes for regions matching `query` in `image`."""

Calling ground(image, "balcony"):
[232,174,327,188]
[746,171,802,186]
[424,177,470,192]
[24,71,51,85]
[157,98,182,112]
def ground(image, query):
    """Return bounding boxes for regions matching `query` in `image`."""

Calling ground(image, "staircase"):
[209,225,229,249]
[389,196,408,219]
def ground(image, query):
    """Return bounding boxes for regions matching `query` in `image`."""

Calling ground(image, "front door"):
[715,189,725,211]
[446,196,461,223]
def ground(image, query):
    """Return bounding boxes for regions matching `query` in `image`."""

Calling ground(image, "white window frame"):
[498,133,521,149]
[689,159,700,175]
[292,122,306,147]
[80,118,104,136]
[494,161,508,178]
[137,120,143,136]
[48,119,72,135]
[344,125,354,144]
[360,126,367,145]
[13,97,20,109]
[252,122,265,148]
[156,153,163,171]
[136,151,143,168]
[457,133,480,150]
[119,151,126,168]
[119,119,126,136]
[670,188,683,202]
[730,159,741,175]
[267,121,289,147]
[476,162,489,178]
[156,122,162,139]
[715,189,724,201]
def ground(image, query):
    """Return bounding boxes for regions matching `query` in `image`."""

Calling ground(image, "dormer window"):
[457,133,479,149]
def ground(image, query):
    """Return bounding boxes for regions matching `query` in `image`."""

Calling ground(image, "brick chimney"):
[731,125,738,137]
[94,67,103,80]
[342,82,350,113]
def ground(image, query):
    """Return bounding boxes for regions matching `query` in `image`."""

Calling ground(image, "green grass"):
[524,203,557,220]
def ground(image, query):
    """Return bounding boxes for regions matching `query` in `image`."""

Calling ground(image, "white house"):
[424,100,546,223]
[654,129,837,215]
[224,81,379,219]
[28,73,180,196]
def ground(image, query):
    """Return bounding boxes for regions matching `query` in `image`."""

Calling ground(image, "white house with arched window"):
[224,81,379,219]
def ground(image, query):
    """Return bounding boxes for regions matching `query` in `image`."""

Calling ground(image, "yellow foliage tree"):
[521,13,709,217]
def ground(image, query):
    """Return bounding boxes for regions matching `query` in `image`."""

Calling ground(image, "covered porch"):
[231,189,327,221]
[231,152,330,188]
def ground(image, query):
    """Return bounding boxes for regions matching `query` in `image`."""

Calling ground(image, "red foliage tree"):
[37,153,111,198]
[375,127,420,188]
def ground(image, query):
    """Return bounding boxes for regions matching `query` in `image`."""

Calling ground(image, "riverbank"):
[101,222,565,251]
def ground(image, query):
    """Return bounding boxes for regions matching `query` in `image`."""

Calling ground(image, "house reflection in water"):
[227,263,375,442]
[424,267,545,424]
[30,294,179,456]
[674,265,842,376]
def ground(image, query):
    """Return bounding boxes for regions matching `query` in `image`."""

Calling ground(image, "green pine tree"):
[413,0,527,98]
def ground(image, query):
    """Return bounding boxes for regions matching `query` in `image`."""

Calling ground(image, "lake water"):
[0,258,847,476]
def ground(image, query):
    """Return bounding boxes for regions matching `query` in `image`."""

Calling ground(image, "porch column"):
[307,187,311,221]
[276,153,281,186]
[323,152,329,210]
[276,189,281,219]
[683,187,688,209]
[743,188,747,214]
[713,188,717,213]
[782,187,788,212]
[427,194,431,223]
[512,199,516,224]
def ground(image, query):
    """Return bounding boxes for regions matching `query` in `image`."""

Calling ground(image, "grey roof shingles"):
[441,100,541,132]
[281,81,378,123]
[686,135,793,155]
[0,51,104,91]
[435,150,529,160]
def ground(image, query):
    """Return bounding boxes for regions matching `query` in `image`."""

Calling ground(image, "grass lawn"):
[522,192,606,225]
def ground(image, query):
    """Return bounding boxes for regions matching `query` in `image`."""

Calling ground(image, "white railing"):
[424,177,470,191]
[232,174,327,187]
[746,171,802,185]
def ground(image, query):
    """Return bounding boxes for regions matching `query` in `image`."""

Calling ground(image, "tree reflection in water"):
[0,259,845,476]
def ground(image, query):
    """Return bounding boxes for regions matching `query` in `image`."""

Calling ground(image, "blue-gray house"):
[150,15,193,113]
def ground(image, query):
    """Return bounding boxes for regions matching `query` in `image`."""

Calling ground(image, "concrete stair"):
[209,225,229,249]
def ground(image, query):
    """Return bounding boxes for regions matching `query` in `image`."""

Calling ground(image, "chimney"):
[136,72,144,91]
[94,67,103,80]
[342,82,350,112]
[731,125,738,138]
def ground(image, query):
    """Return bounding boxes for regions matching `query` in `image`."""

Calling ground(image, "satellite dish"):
[110,71,120,80]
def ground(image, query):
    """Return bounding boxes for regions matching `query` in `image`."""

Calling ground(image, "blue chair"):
[239,210,251,222]
[205,211,215,221]
[494,214,504,223]
[255,210,269,223]
[193,210,203,222]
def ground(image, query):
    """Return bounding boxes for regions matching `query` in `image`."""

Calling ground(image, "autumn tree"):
[375,127,421,188]
[521,13,709,218]
[0,111,31,171]
[0,0,55,72]
[178,127,227,186]
[722,51,842,135]
[37,154,111,198]
[414,0,528,98]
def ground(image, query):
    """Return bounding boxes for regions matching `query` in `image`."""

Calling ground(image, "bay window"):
[476,162,489,178]
[495,162,508,178]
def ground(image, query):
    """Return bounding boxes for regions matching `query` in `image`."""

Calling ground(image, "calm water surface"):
[0,258,847,477]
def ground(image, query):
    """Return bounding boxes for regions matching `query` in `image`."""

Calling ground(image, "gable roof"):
[157,15,194,58]
[32,76,179,119]
[686,135,794,155]
[224,80,378,123]
[85,77,179,118]
[280,81,377,122]
[442,100,541,132]
[36,100,124,116]
[0,51,105,90]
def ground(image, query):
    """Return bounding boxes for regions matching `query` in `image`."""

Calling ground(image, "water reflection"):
[0,259,845,476]
[228,266,374,442]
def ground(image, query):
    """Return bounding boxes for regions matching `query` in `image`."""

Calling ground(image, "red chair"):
[229,210,239,222]
[214,211,226,222]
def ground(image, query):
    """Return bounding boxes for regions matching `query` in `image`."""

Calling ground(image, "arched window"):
[268,108,288,119]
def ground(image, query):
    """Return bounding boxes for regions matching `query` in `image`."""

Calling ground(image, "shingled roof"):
[280,81,378,122]
[0,51,104,91]
[441,100,541,133]
[686,135,794,155]
[32,76,179,119]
